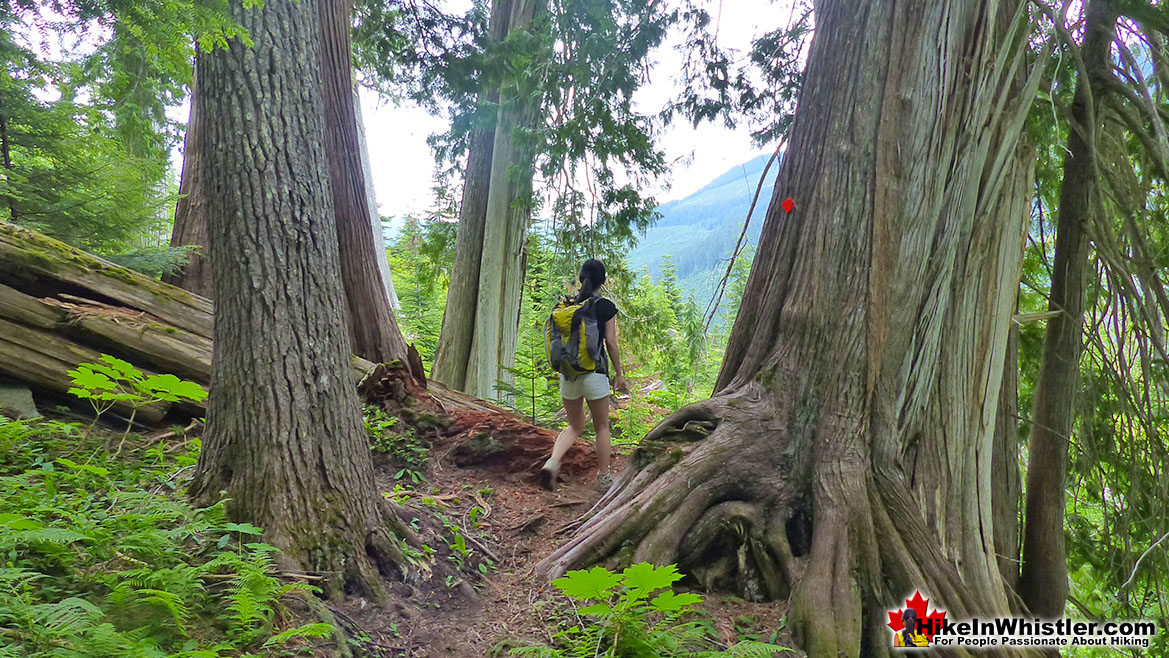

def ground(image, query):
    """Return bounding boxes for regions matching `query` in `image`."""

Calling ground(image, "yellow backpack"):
[544,295,607,378]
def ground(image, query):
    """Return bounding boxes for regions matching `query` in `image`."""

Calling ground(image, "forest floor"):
[335,405,795,657]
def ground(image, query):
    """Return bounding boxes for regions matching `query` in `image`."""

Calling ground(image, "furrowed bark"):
[1020,0,1117,618]
[319,0,412,368]
[543,1,1045,655]
[163,75,213,297]
[188,0,404,599]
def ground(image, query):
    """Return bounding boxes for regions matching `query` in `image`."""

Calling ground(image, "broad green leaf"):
[67,366,117,392]
[622,562,683,594]
[67,386,94,399]
[224,522,263,535]
[649,590,702,612]
[552,566,622,601]
[143,374,209,403]
[99,354,143,381]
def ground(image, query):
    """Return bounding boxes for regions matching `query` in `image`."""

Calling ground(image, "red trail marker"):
[781,197,795,213]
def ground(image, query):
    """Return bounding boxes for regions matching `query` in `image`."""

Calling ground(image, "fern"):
[0,416,335,657]
[261,622,335,647]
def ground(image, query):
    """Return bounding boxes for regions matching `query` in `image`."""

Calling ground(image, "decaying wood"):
[0,316,167,423]
[0,222,381,422]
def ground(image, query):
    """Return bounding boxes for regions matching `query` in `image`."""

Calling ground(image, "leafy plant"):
[513,563,788,657]
[364,406,429,478]
[67,354,208,430]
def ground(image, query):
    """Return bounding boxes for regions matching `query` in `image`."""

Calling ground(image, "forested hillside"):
[628,152,778,303]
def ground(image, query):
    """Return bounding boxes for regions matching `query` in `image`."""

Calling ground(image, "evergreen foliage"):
[1,0,243,266]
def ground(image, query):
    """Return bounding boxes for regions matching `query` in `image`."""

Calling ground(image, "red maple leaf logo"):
[887,591,947,641]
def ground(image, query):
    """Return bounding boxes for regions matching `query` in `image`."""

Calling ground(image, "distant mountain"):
[629,153,780,310]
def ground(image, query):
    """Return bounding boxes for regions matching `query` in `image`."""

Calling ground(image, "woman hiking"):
[540,259,627,491]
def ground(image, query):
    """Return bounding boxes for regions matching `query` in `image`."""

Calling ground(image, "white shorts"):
[559,372,610,401]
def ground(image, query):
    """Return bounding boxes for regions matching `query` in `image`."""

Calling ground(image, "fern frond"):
[135,587,190,632]
[260,622,335,647]
[33,596,103,633]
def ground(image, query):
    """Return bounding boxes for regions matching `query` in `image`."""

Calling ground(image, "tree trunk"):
[432,0,538,398]
[993,318,1022,593]
[318,0,411,368]
[431,125,494,391]
[187,0,407,599]
[1019,0,1116,619]
[541,1,1043,655]
[353,86,401,311]
[0,101,16,222]
[465,24,537,399]
[162,81,213,297]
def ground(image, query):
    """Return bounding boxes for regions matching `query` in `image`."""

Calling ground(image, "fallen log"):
[0,316,168,424]
[0,222,386,421]
[0,222,213,338]
[0,221,551,459]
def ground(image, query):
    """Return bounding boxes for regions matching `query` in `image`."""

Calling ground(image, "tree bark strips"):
[432,0,539,399]
[1019,0,1117,619]
[542,1,1044,655]
[186,0,406,598]
[318,0,411,368]
[163,79,213,297]
[353,87,401,311]
[466,50,537,398]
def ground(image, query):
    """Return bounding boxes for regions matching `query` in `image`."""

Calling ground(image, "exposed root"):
[539,384,1044,658]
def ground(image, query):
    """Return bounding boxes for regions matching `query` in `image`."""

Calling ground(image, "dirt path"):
[336,408,793,657]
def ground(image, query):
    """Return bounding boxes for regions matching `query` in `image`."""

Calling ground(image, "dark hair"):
[901,608,918,645]
[573,259,606,303]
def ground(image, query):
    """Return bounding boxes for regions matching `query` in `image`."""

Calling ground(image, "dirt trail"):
[335,408,792,657]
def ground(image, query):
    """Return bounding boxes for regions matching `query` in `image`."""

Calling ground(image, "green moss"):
[3,224,201,306]
[8,248,55,272]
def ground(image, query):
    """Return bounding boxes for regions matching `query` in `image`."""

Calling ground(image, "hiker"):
[540,258,628,491]
[894,608,929,647]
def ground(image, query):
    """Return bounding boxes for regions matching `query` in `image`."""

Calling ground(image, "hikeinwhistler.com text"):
[925,617,1157,648]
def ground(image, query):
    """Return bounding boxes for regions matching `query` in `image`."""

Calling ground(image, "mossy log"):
[0,222,379,423]
[0,316,168,424]
[0,222,214,338]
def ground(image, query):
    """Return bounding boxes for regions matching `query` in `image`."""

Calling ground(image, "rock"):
[0,380,40,419]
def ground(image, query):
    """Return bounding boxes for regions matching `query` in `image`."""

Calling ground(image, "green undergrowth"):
[514,564,789,657]
[0,416,331,657]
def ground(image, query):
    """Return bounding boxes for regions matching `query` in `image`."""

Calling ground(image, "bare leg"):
[551,396,586,462]
[542,397,586,489]
[586,395,611,475]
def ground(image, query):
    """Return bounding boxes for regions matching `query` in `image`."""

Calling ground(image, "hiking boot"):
[540,459,560,491]
[596,471,613,492]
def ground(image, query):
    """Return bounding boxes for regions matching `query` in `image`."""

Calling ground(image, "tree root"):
[539,385,1043,658]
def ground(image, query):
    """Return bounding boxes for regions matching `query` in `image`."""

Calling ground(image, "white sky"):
[361,0,788,218]
[28,0,791,218]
